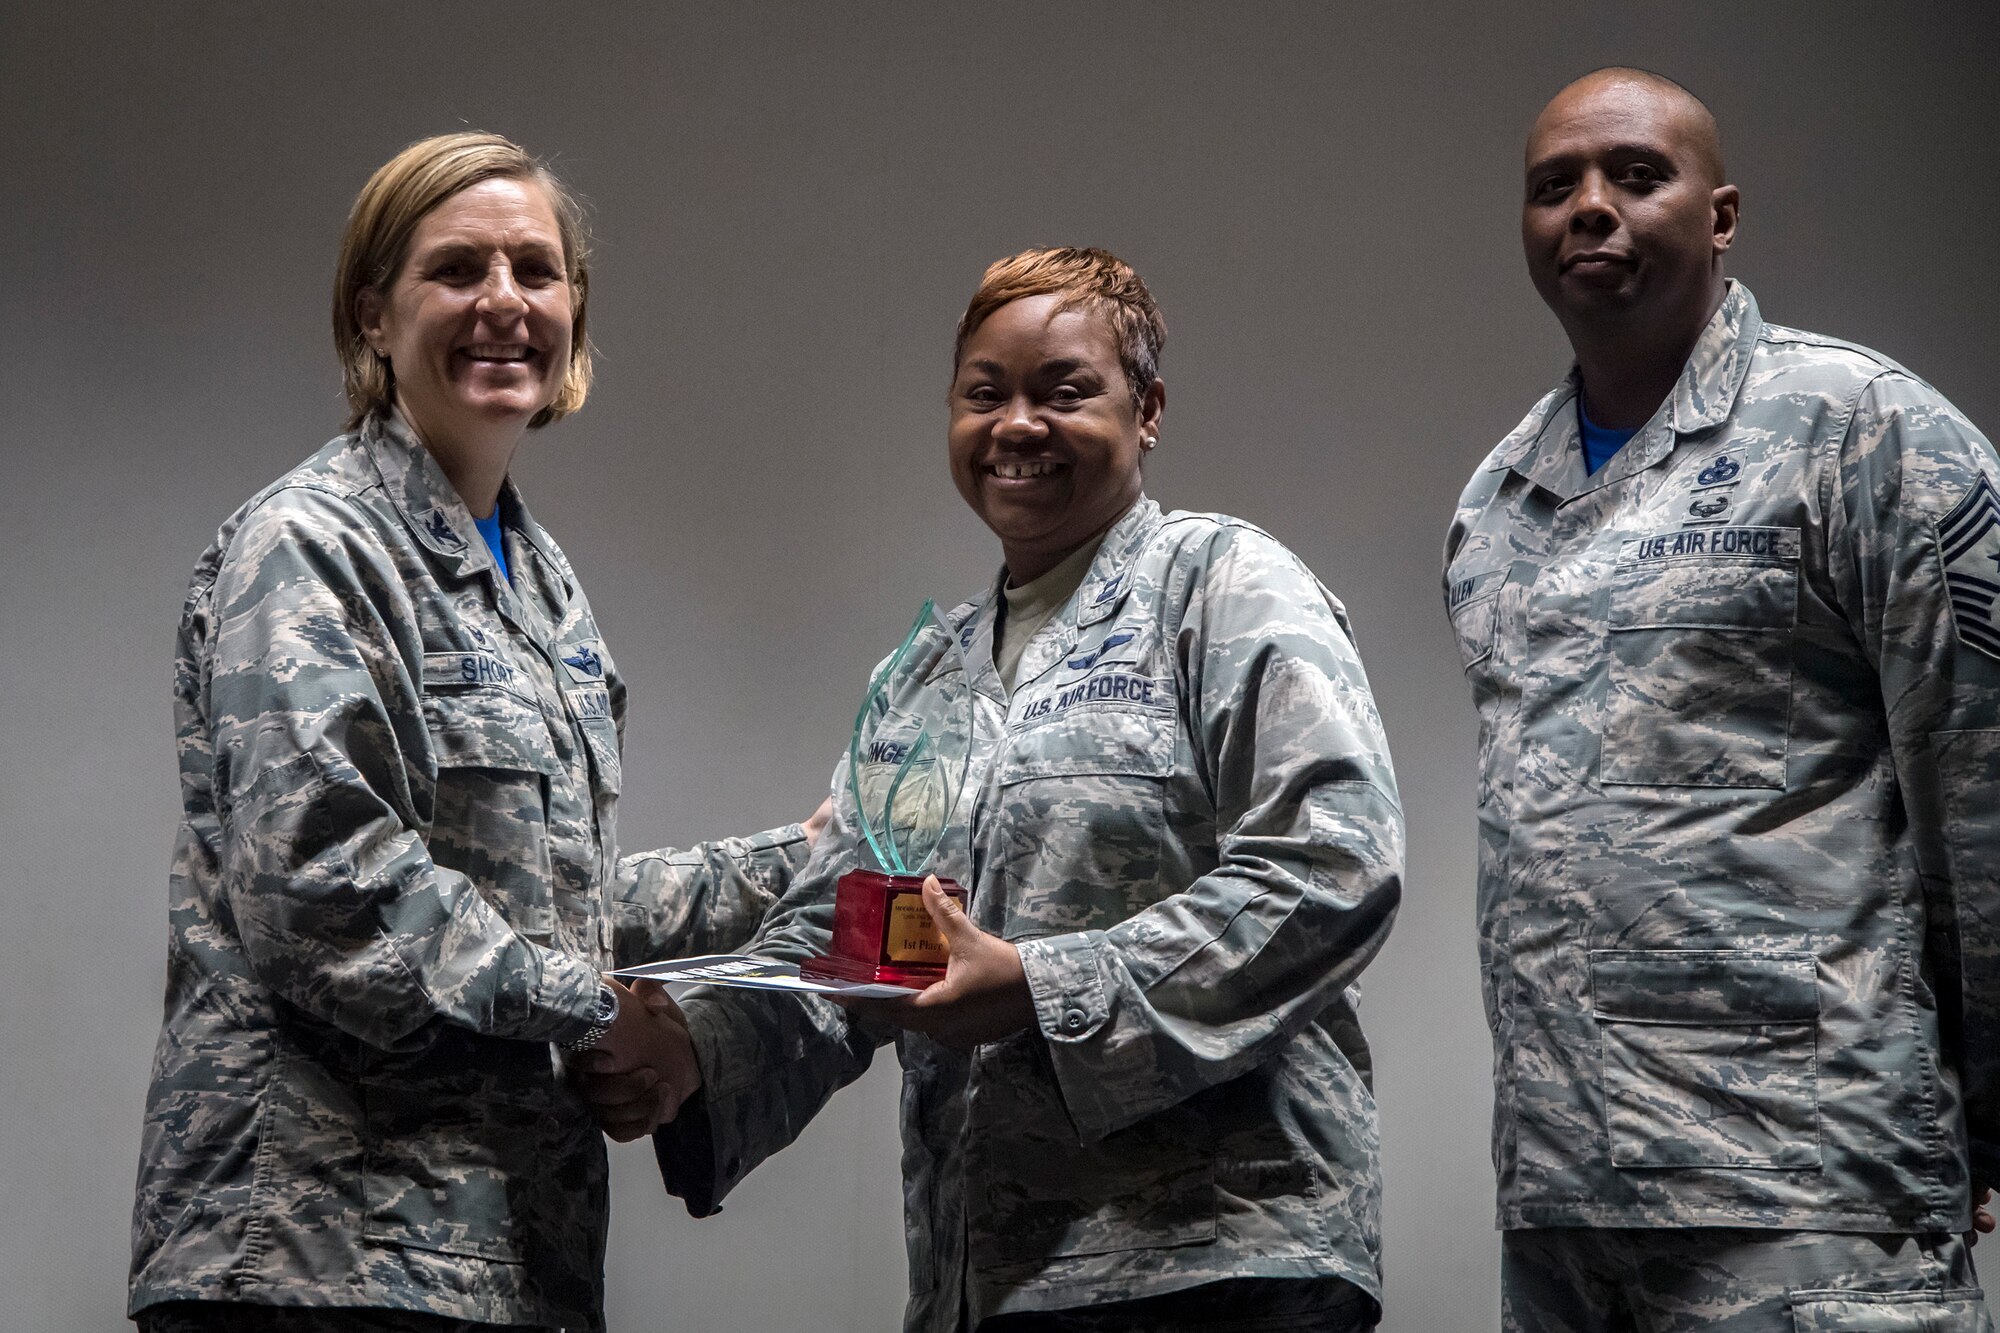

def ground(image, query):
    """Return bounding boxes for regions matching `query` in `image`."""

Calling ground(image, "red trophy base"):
[800,870,966,988]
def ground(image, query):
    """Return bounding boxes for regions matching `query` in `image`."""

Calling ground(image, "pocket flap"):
[1447,568,1504,671]
[1790,1289,1989,1332]
[424,684,560,775]
[1592,949,1817,1025]
[578,717,622,794]
[1608,555,1801,632]
[995,701,1174,783]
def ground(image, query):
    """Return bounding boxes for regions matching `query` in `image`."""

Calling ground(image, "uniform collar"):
[990,495,1161,695]
[1489,281,1763,501]
[362,412,576,627]
[1072,495,1162,629]
[1668,279,1761,435]
[499,482,574,601]
[366,410,483,575]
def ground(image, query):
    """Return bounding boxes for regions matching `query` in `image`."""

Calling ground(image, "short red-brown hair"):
[954,247,1166,406]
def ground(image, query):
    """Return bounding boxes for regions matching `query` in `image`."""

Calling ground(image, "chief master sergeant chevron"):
[1443,66,2000,1329]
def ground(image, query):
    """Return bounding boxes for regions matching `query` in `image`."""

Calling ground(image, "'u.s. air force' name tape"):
[1618,525,1801,565]
[1018,672,1163,721]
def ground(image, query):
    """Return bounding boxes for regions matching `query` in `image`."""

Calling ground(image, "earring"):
[1142,435,1158,450]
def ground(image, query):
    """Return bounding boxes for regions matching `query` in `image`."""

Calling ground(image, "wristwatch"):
[561,982,620,1052]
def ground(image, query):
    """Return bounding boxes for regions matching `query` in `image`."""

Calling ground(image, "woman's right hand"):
[574,978,701,1141]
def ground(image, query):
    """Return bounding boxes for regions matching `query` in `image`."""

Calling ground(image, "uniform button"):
[1062,1009,1087,1032]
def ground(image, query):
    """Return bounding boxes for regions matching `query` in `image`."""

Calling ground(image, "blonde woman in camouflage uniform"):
[129,133,820,1333]
[585,248,1404,1330]
[1445,68,2000,1330]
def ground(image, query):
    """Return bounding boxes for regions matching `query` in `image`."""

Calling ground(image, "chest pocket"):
[555,631,620,800]
[990,697,1174,934]
[1601,527,1799,789]
[566,688,621,797]
[422,678,560,939]
[1446,568,1506,673]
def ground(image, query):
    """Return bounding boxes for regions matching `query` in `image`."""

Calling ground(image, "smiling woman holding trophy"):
[586,248,1403,1331]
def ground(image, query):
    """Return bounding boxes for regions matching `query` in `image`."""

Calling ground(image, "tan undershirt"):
[995,536,1106,692]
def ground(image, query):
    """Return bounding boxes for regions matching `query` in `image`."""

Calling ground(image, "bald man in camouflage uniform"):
[1443,68,2000,1329]
[130,412,812,1332]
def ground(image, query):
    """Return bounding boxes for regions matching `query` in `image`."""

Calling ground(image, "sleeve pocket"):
[1929,728,2000,1184]
[1591,949,1821,1169]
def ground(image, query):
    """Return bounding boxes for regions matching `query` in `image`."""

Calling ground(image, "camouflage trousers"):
[135,1301,560,1333]
[976,1276,1377,1331]
[1502,1229,1992,1332]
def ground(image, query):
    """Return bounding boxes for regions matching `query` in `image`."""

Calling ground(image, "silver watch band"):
[561,981,620,1052]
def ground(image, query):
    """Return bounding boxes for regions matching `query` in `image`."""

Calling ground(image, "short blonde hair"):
[954,247,1166,407]
[332,132,592,430]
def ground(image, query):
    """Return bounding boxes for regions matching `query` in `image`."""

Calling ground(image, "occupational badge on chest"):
[559,640,604,682]
[1682,451,1744,527]
[1939,476,2000,661]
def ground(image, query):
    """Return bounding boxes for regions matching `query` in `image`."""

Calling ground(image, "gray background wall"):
[5,3,1997,1330]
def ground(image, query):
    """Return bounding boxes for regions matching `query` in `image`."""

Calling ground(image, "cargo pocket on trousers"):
[1790,1288,1992,1331]
[1601,530,1799,789]
[1592,948,1821,1169]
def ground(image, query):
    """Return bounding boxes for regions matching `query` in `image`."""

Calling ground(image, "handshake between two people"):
[571,874,1041,1142]
[570,977,699,1143]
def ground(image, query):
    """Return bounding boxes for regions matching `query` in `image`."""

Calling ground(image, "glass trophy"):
[800,601,972,988]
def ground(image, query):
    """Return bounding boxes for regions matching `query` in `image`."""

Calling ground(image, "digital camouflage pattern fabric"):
[1502,1228,1992,1332]
[657,498,1403,1332]
[1443,282,2000,1234]
[130,414,809,1330]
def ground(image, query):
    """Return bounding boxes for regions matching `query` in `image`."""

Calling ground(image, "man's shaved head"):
[1518,64,1741,415]
[1534,66,1726,186]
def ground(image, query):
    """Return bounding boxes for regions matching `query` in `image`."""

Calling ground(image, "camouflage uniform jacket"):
[130,414,809,1329]
[1443,281,2000,1232]
[658,498,1404,1331]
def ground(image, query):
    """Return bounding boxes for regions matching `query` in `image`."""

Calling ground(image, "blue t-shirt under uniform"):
[1579,400,1639,475]
[473,509,510,586]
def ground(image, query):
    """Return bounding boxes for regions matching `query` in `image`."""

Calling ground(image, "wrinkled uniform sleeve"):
[653,767,883,1215]
[208,490,599,1051]
[1015,527,1404,1143]
[1825,374,2000,1187]
[610,824,812,967]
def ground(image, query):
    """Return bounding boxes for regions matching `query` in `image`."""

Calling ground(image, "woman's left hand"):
[835,876,1036,1049]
